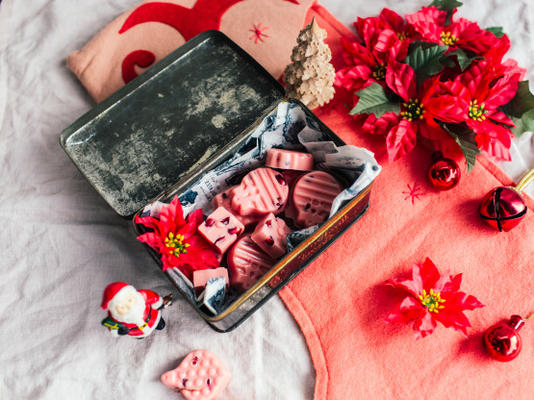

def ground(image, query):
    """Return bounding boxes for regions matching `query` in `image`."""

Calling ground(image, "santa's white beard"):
[110,291,147,326]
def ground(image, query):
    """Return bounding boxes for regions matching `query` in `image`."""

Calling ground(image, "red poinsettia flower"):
[371,61,465,161]
[441,60,521,160]
[406,7,510,62]
[135,196,220,279]
[385,258,484,339]
[335,10,416,94]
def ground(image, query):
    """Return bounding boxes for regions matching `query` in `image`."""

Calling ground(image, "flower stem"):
[525,312,534,321]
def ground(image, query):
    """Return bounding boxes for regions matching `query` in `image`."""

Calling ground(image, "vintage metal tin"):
[60,31,373,332]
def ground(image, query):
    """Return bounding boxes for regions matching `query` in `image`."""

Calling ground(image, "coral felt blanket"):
[279,4,534,400]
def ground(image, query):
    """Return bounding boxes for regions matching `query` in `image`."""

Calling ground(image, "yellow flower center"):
[372,64,386,81]
[164,232,190,257]
[440,31,458,46]
[468,99,487,122]
[397,32,408,41]
[419,289,446,313]
[400,99,425,121]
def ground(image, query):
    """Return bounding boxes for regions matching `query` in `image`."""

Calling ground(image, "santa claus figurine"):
[101,282,171,338]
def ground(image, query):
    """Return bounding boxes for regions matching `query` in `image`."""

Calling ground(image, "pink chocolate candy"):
[228,234,274,292]
[292,171,342,228]
[251,213,292,259]
[212,186,264,226]
[231,168,289,216]
[198,207,244,254]
[265,148,314,171]
[161,349,231,400]
[193,267,229,296]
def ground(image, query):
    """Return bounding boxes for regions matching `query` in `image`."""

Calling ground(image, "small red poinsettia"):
[385,257,484,339]
[135,196,220,279]
[406,6,510,62]
[335,10,415,94]
[371,60,465,161]
[441,60,521,160]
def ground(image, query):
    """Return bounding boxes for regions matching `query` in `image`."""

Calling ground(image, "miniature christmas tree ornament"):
[101,282,172,338]
[483,314,533,362]
[427,151,461,191]
[284,18,336,109]
[479,168,534,232]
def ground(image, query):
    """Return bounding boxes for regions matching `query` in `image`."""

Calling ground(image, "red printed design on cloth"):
[118,0,244,83]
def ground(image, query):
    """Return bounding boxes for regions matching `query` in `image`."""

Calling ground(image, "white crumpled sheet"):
[0,0,533,399]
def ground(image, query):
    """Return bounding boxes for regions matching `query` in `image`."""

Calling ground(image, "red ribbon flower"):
[135,196,220,279]
[385,257,484,339]
[406,6,510,62]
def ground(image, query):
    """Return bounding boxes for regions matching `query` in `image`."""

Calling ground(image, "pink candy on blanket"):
[292,170,342,228]
[227,234,274,292]
[231,168,289,216]
[251,213,291,259]
[161,349,231,400]
[198,207,244,254]
[265,148,314,171]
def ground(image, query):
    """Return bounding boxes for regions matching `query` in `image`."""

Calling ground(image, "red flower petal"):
[135,215,162,235]
[386,296,426,324]
[405,7,445,42]
[379,8,405,33]
[413,311,437,338]
[362,112,401,136]
[418,258,441,291]
[385,119,417,162]
[334,66,372,91]
[386,61,416,102]
[137,232,165,252]
[471,120,513,161]
[488,110,515,127]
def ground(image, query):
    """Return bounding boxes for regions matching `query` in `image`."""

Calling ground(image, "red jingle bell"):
[427,152,461,191]
[479,168,534,232]
[483,315,525,362]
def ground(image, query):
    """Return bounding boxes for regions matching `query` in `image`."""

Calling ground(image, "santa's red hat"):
[101,282,130,310]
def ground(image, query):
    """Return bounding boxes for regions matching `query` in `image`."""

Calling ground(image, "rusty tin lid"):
[60,31,285,217]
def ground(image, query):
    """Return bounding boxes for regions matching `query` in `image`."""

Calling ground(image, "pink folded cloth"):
[279,5,534,400]
[67,0,314,102]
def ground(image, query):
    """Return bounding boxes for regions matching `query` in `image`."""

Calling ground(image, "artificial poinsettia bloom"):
[406,6,510,62]
[135,196,220,279]
[335,11,415,94]
[441,61,521,160]
[372,60,465,161]
[385,258,484,339]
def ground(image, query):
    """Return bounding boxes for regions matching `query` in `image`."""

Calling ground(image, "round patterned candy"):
[227,234,274,293]
[292,170,342,228]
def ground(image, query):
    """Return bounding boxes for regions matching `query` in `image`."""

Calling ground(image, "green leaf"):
[430,0,463,25]
[501,81,534,118]
[512,109,534,136]
[430,0,463,11]
[444,48,481,72]
[442,123,481,172]
[350,83,400,117]
[485,26,505,38]
[405,44,448,84]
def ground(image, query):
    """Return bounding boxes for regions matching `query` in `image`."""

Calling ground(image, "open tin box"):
[60,31,379,332]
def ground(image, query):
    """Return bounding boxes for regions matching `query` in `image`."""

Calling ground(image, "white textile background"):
[0,1,533,399]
